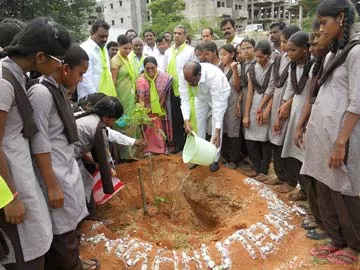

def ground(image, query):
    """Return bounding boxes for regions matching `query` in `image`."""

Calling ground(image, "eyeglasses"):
[47,54,64,65]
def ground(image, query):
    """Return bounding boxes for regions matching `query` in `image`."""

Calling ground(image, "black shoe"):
[209,162,220,172]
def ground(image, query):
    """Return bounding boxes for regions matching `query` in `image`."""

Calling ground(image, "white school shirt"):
[77,38,111,100]
[179,63,231,130]
[164,43,196,75]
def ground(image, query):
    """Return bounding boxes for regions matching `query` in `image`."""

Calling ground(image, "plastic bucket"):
[182,132,217,166]
[0,175,14,209]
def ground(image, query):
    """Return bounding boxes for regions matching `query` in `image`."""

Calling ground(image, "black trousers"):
[170,91,185,152]
[246,140,272,174]
[221,134,242,165]
[316,181,360,251]
[302,175,322,225]
[285,157,306,190]
[44,229,82,270]
[272,144,289,183]
[0,211,44,270]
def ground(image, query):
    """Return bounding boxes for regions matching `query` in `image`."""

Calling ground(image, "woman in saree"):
[136,56,173,155]
[111,34,140,160]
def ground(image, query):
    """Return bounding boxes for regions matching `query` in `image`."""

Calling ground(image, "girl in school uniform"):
[294,21,330,241]
[277,31,314,202]
[235,38,256,172]
[202,41,221,67]
[27,45,100,269]
[257,25,300,190]
[0,18,70,270]
[75,96,145,219]
[219,44,242,169]
[243,40,274,182]
[302,0,360,264]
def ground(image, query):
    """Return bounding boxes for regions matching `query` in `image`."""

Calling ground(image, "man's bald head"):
[132,37,144,57]
[183,61,202,86]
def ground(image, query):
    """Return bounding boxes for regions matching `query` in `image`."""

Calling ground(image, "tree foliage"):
[0,0,96,40]
[145,0,190,36]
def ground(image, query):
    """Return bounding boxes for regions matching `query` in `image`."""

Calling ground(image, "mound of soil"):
[79,155,357,270]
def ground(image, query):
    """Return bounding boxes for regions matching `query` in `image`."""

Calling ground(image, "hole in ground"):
[97,155,269,250]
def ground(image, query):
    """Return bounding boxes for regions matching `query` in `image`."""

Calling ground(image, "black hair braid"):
[312,56,324,76]
[303,51,313,76]
[329,38,339,53]
[339,7,353,49]
[290,61,297,71]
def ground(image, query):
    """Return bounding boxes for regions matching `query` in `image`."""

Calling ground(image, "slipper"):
[273,183,295,193]
[81,258,101,270]
[306,229,328,240]
[242,169,258,177]
[302,221,318,230]
[310,244,340,259]
[264,177,283,186]
[225,162,237,169]
[255,173,268,182]
[302,216,315,226]
[327,249,359,265]
[288,190,307,201]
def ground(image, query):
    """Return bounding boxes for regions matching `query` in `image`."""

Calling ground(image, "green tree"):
[299,0,319,31]
[0,0,96,40]
[144,0,191,36]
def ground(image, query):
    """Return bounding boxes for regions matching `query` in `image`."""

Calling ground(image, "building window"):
[235,4,238,9]
[112,20,115,25]
[119,1,122,6]
[217,1,221,7]
[120,18,124,23]
[239,5,242,9]
[110,3,113,9]
[221,2,225,7]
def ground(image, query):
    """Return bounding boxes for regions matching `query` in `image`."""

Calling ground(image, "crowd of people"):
[1,0,360,268]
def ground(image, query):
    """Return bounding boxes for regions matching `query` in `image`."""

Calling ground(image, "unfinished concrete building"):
[248,0,302,29]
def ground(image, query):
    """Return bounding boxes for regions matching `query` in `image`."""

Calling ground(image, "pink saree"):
[136,70,173,154]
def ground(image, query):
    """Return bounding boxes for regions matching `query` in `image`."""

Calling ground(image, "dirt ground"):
[80,155,360,270]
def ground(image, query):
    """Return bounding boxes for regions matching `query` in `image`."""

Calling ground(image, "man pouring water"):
[179,61,230,172]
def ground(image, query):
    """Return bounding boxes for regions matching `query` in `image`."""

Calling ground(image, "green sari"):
[111,52,141,160]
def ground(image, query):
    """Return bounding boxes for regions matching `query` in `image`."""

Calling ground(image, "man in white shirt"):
[165,25,196,153]
[220,18,243,47]
[77,20,111,100]
[155,35,169,71]
[179,61,231,172]
[129,37,146,75]
[143,29,160,60]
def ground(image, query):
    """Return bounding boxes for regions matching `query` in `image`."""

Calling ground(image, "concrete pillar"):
[277,4,281,19]
[271,2,274,19]
[251,3,254,23]
[298,5,303,28]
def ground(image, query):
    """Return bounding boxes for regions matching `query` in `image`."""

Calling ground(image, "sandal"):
[273,183,295,193]
[288,190,307,201]
[327,249,359,265]
[255,173,268,182]
[302,220,318,230]
[242,169,258,177]
[306,229,328,240]
[310,244,340,259]
[81,258,101,270]
[264,177,283,186]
